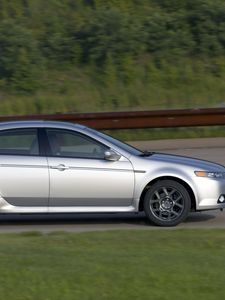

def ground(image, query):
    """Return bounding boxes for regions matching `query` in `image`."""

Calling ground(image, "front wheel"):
[144,180,191,226]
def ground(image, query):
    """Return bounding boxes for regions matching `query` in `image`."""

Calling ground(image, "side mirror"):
[104,149,121,161]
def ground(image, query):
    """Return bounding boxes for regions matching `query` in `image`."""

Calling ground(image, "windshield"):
[85,128,143,156]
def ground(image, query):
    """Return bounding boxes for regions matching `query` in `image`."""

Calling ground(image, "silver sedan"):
[0,120,224,226]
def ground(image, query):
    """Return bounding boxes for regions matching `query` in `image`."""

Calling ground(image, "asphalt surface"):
[0,137,224,233]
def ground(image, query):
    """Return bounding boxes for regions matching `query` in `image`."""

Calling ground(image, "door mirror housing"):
[104,149,121,161]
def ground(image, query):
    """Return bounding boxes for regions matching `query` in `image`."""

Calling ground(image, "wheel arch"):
[138,176,196,212]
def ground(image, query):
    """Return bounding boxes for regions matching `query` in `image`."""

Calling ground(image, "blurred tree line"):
[0,0,224,113]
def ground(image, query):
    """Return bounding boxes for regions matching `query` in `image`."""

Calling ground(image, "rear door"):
[0,128,49,209]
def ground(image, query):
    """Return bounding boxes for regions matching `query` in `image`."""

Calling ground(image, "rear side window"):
[0,129,39,156]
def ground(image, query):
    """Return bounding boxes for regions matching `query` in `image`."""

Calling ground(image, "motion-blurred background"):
[0,0,224,116]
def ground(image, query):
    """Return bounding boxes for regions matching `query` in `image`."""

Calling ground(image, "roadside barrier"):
[0,108,224,129]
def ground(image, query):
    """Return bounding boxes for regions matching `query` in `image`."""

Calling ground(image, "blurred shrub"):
[0,19,43,92]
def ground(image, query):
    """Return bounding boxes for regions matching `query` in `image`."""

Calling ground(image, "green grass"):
[0,230,225,300]
[0,58,225,116]
[106,126,225,141]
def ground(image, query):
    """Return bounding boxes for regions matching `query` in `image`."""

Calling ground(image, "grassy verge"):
[0,230,225,300]
[106,126,225,141]
[0,58,225,116]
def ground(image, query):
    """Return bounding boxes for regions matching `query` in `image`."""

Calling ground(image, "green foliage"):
[0,19,43,92]
[77,8,145,65]
[0,0,224,111]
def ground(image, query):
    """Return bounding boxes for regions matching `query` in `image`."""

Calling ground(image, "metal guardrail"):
[0,108,225,130]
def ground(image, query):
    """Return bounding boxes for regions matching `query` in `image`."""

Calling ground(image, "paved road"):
[0,137,224,233]
[0,210,224,233]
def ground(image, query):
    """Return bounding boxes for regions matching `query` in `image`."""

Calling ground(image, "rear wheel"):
[144,180,191,226]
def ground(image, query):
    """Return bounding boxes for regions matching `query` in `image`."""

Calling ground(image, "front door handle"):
[50,164,69,171]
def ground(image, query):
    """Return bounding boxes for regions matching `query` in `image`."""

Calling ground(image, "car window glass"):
[46,129,108,159]
[0,129,39,156]
[86,127,143,156]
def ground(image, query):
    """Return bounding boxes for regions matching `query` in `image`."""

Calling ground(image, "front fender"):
[133,167,198,209]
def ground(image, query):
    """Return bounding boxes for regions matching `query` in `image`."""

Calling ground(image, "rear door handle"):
[50,164,69,171]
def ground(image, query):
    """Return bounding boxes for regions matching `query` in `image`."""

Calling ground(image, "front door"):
[45,128,134,208]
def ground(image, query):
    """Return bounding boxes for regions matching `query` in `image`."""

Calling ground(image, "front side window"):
[0,128,39,156]
[46,129,108,159]
[86,127,143,156]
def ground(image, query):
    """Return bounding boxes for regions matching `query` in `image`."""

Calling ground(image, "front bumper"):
[194,177,225,211]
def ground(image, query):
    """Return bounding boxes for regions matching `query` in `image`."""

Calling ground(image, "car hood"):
[146,152,225,171]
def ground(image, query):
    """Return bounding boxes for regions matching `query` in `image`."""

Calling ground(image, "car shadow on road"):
[0,211,216,228]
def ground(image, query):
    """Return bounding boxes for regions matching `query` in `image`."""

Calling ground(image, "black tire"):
[144,180,191,227]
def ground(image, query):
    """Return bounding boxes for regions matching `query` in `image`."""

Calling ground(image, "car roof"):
[0,120,138,158]
[0,120,87,131]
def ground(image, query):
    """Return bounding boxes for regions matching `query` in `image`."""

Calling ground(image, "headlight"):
[194,171,225,179]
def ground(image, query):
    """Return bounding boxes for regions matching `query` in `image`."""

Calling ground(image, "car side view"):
[0,120,224,226]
